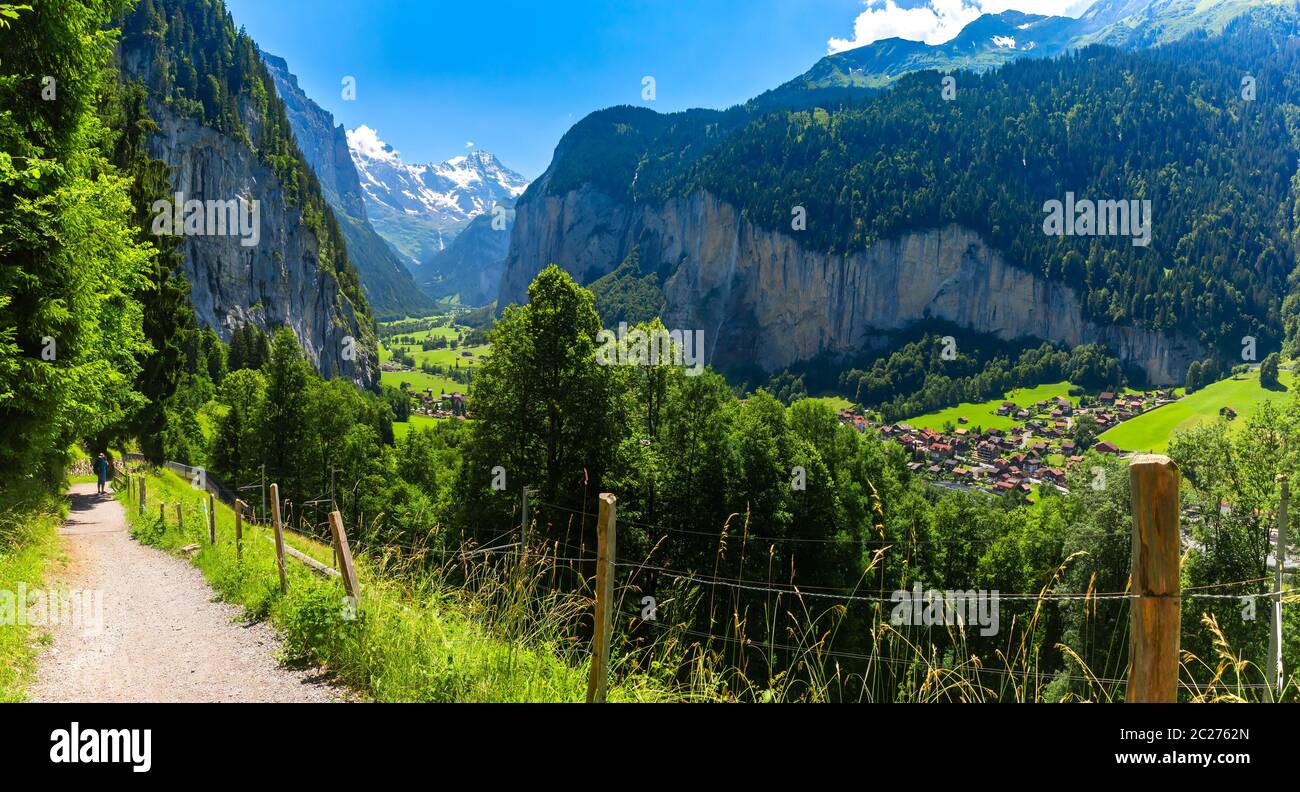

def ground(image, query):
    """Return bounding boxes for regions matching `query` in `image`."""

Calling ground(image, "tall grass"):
[0,487,65,702]
[120,468,678,702]
[118,467,1297,703]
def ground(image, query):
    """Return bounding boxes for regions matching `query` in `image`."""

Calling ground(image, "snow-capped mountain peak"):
[346,125,528,231]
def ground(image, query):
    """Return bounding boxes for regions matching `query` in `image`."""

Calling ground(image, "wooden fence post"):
[520,486,530,567]
[139,479,146,515]
[270,483,287,594]
[176,502,182,530]
[1266,474,1288,702]
[328,511,360,602]
[208,492,216,544]
[159,502,165,525]
[235,499,245,561]
[586,493,617,704]
[1127,455,1181,703]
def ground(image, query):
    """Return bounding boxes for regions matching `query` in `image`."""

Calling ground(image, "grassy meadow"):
[0,491,64,701]
[379,317,487,398]
[1100,366,1294,453]
[902,381,1081,431]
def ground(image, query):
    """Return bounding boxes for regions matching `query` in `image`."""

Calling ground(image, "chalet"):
[1219,406,1238,420]
[1095,440,1121,455]
[1043,468,1067,485]
[1099,392,1116,405]
[928,443,954,461]
[997,402,1017,416]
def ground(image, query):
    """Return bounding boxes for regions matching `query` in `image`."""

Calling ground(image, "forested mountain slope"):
[116,0,378,387]
[768,0,1295,99]
[501,14,1300,385]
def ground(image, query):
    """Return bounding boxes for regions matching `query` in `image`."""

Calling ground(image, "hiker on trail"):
[94,453,109,495]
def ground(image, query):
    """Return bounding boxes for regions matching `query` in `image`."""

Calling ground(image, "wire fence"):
[118,461,1296,700]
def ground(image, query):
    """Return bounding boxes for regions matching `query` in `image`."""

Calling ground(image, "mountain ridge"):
[261,50,438,321]
[501,10,1300,386]
[347,125,529,266]
[767,0,1293,100]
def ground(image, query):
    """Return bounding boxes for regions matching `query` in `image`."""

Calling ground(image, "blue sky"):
[225,1,1096,178]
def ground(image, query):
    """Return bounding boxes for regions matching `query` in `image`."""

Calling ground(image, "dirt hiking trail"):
[30,482,341,703]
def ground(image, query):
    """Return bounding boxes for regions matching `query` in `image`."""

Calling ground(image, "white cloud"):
[465,141,475,148]
[346,124,401,164]
[828,0,1097,54]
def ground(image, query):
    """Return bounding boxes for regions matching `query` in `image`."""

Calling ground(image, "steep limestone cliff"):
[118,25,377,389]
[501,184,1203,384]
[146,110,376,386]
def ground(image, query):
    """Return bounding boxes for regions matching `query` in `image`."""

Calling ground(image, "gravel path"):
[30,483,343,703]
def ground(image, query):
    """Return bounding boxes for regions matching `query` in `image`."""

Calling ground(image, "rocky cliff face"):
[262,51,436,321]
[501,184,1203,384]
[148,110,377,387]
[120,46,377,389]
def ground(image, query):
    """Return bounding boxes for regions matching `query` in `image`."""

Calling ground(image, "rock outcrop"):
[119,46,377,389]
[501,184,1203,384]
[147,111,377,387]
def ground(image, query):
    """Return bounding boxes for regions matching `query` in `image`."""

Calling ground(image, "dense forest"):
[838,337,1124,421]
[543,13,1300,361]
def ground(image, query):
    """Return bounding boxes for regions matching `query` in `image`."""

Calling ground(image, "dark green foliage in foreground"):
[0,0,153,493]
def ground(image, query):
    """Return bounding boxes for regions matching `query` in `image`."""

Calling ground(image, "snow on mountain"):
[346,125,529,265]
